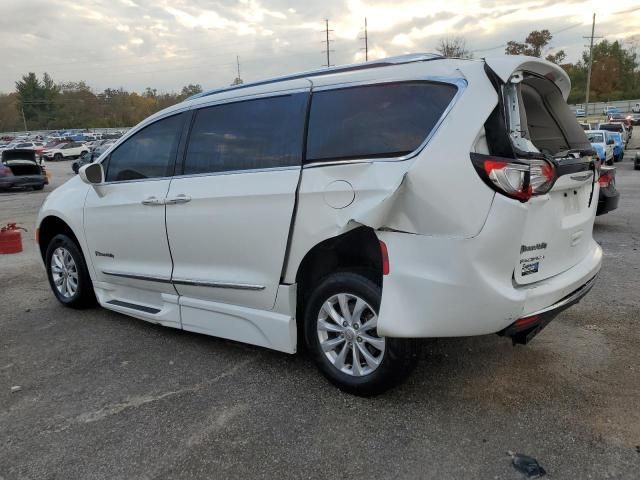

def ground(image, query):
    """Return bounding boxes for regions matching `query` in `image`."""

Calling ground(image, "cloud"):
[0,0,638,94]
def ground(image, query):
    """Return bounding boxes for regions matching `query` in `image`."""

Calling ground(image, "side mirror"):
[79,162,104,185]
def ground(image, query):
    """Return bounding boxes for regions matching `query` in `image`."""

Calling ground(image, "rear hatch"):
[492,64,597,285]
[2,149,42,176]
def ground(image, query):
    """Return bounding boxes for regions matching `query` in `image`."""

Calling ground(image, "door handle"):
[165,194,192,205]
[141,196,163,206]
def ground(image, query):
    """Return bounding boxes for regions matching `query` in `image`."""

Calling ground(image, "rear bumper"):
[0,175,47,189]
[597,186,620,215]
[500,275,597,344]
[376,197,602,338]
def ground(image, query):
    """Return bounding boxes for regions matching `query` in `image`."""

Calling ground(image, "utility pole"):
[232,55,243,85]
[360,17,369,61]
[583,13,601,117]
[321,19,334,67]
[21,106,27,131]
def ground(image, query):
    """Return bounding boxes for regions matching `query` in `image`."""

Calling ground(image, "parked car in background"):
[71,143,113,174]
[41,141,88,161]
[579,122,590,130]
[631,113,640,126]
[575,108,585,117]
[599,122,629,145]
[607,131,624,162]
[596,165,619,216]
[586,130,614,165]
[0,149,48,190]
[37,55,602,395]
[603,105,621,116]
[608,114,633,135]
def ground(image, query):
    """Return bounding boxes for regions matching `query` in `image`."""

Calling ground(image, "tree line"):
[437,31,639,106]
[1,31,638,132]
[0,77,203,132]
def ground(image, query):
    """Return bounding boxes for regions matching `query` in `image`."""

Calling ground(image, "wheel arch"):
[38,215,82,261]
[294,226,383,338]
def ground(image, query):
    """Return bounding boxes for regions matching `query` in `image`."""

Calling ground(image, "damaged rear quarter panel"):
[283,61,501,284]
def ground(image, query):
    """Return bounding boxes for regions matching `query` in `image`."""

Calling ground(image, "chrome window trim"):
[172,165,300,180]
[188,86,311,112]
[99,176,173,186]
[98,165,300,186]
[303,76,467,169]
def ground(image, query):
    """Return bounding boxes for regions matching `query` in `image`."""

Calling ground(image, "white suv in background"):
[41,141,88,161]
[37,54,601,395]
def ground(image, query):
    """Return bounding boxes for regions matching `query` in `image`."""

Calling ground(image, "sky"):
[1,0,639,94]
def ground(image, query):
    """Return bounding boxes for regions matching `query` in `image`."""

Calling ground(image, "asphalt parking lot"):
[1,147,639,479]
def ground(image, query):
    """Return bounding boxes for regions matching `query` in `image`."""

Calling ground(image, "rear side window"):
[306,81,458,162]
[182,93,308,175]
[106,114,184,182]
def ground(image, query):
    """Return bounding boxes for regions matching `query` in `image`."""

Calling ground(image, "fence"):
[0,127,130,138]
[569,99,640,115]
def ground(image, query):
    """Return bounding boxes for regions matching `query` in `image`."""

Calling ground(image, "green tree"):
[14,72,60,129]
[506,29,566,65]
[179,84,203,100]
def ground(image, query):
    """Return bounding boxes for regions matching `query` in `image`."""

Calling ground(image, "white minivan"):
[37,54,601,395]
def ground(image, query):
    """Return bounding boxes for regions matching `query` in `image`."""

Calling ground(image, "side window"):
[182,93,307,175]
[106,114,184,182]
[306,81,458,162]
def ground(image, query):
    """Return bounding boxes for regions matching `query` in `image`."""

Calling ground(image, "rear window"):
[587,133,604,143]
[599,124,622,132]
[305,81,458,162]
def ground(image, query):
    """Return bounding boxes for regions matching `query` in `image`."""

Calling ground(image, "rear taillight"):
[598,169,615,188]
[0,164,13,178]
[471,153,556,202]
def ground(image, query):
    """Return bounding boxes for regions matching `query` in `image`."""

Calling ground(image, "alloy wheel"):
[50,247,79,298]
[316,293,385,377]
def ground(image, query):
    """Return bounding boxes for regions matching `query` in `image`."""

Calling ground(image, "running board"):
[105,299,161,314]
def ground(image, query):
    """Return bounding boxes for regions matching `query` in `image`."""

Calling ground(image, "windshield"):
[587,133,604,143]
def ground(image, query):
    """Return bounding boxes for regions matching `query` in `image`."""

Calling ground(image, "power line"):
[321,19,334,68]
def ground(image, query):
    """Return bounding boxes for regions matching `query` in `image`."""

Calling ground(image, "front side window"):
[305,81,458,162]
[106,114,184,182]
[183,93,308,175]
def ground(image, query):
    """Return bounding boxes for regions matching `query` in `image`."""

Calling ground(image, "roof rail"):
[186,53,443,101]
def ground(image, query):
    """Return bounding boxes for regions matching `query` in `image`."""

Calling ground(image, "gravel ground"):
[1,143,639,479]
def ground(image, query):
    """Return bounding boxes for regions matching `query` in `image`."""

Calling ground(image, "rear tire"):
[45,234,96,309]
[304,272,418,396]
[33,184,44,191]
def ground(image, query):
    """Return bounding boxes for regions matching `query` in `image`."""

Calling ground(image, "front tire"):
[45,234,96,309]
[304,272,417,396]
[53,153,62,161]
